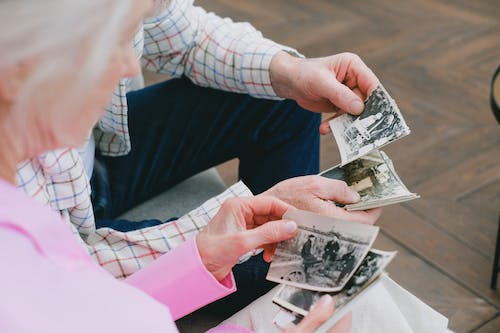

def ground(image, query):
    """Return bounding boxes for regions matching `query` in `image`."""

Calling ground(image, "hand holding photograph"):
[266,209,379,292]
[329,85,410,165]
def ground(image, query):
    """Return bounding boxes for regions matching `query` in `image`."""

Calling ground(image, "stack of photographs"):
[273,249,396,316]
[267,209,396,329]
[329,85,410,166]
[319,150,419,211]
[266,209,379,292]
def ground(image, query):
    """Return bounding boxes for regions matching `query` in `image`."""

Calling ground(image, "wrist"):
[269,51,301,99]
[195,233,226,282]
[195,234,212,275]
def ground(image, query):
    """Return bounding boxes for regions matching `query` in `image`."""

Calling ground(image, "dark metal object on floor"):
[490,65,500,290]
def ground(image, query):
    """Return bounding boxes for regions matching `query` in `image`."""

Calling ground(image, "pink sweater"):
[0,179,251,333]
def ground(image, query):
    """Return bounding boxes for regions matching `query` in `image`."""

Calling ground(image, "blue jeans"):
[91,76,320,315]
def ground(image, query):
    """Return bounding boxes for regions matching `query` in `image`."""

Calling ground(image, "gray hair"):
[0,0,134,113]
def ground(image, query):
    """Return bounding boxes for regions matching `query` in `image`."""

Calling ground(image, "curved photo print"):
[329,85,410,166]
[320,150,419,211]
[266,209,379,292]
[272,249,396,316]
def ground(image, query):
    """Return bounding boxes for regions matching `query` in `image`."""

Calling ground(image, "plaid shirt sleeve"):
[141,0,301,99]
[83,181,253,279]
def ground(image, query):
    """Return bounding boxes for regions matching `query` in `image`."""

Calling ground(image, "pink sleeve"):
[205,324,254,333]
[126,237,237,320]
[0,226,179,333]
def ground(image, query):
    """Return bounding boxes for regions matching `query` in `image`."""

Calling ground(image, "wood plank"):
[409,178,500,258]
[379,204,500,307]
[374,233,497,333]
[413,145,500,199]
[436,0,500,21]
[381,66,499,126]
[384,124,500,189]
[472,314,500,333]
[407,199,499,260]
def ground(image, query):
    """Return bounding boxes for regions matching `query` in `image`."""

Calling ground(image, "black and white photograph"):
[320,150,419,210]
[329,85,410,165]
[272,249,396,316]
[266,209,379,292]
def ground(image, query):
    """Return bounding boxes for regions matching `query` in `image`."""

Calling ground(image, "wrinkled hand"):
[283,295,352,333]
[269,51,380,134]
[196,196,299,281]
[261,176,382,225]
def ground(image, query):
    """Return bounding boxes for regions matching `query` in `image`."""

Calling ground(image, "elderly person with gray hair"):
[0,0,356,332]
[13,0,381,314]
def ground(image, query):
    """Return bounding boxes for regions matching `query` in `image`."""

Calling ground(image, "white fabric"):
[382,276,449,332]
[317,275,449,333]
[222,274,449,333]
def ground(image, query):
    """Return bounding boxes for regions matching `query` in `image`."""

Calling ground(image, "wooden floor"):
[197,0,500,332]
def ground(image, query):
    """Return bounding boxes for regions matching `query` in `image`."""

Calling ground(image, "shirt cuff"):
[241,39,303,100]
[126,237,236,320]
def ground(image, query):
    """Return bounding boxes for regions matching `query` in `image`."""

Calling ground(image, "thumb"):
[319,72,364,115]
[241,219,298,253]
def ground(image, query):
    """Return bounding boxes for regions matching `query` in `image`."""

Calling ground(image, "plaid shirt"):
[16,0,298,279]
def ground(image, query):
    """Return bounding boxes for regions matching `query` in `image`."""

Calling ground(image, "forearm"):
[126,237,236,319]
[83,181,253,279]
[269,51,303,99]
[142,0,301,99]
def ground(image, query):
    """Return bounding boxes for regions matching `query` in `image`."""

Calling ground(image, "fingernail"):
[318,295,333,307]
[349,99,364,114]
[350,190,360,202]
[285,221,297,233]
